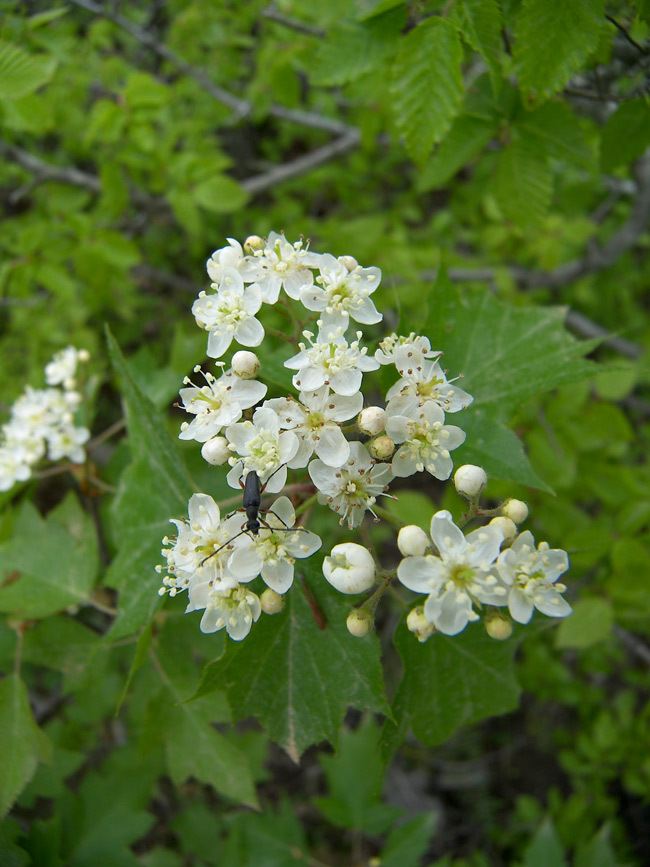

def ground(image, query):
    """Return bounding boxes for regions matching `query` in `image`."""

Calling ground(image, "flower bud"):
[358,406,387,435]
[260,588,285,615]
[323,543,376,594]
[339,255,358,272]
[201,436,230,465]
[231,350,260,379]
[406,605,436,643]
[369,435,394,460]
[502,498,528,524]
[347,609,373,637]
[454,464,488,499]
[488,516,517,541]
[78,349,90,363]
[398,525,430,557]
[244,234,264,254]
[485,613,513,641]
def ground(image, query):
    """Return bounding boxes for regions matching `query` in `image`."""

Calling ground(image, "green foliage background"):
[1,0,649,864]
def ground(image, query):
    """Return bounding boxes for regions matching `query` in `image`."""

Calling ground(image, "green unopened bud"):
[406,605,436,643]
[485,613,513,641]
[369,435,394,460]
[347,609,373,637]
[260,588,285,615]
[502,498,528,524]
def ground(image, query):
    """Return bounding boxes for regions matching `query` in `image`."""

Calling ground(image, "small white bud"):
[398,525,430,557]
[485,613,513,641]
[244,234,264,254]
[488,516,517,541]
[339,255,358,272]
[260,588,285,615]
[201,436,231,465]
[78,349,90,363]
[406,605,436,643]
[454,464,488,499]
[346,609,373,637]
[501,498,529,524]
[358,406,387,435]
[323,543,376,594]
[231,350,260,379]
[368,435,394,460]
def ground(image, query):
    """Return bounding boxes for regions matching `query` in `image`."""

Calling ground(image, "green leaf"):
[556,598,612,649]
[314,718,403,834]
[380,813,437,867]
[192,175,249,214]
[495,132,552,227]
[0,674,52,817]
[0,494,99,618]
[421,271,597,485]
[105,327,194,639]
[514,0,604,105]
[310,8,404,87]
[193,563,389,761]
[219,800,309,867]
[575,824,618,867]
[515,101,592,167]
[523,817,567,867]
[600,98,650,171]
[383,622,525,752]
[391,18,464,166]
[165,707,258,807]
[416,112,496,191]
[0,41,56,99]
[450,0,503,93]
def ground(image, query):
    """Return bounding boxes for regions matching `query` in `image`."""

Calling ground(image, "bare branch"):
[0,140,100,194]
[240,129,361,195]
[261,4,326,38]
[68,0,355,137]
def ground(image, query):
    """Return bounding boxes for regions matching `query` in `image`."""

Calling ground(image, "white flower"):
[44,345,84,388]
[239,231,321,303]
[496,531,571,624]
[192,268,264,358]
[158,493,248,597]
[397,510,506,636]
[227,496,322,593]
[284,315,379,396]
[375,333,442,375]
[0,446,32,491]
[45,424,90,463]
[300,253,382,324]
[323,542,376,594]
[264,386,362,469]
[226,406,298,493]
[386,359,473,415]
[187,583,261,640]
[206,238,246,283]
[386,401,466,480]
[308,441,393,529]
[178,365,267,443]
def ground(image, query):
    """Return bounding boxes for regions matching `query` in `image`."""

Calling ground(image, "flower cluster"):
[159,232,571,642]
[0,347,90,492]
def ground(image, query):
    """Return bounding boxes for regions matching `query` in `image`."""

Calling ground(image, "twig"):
[261,4,326,38]
[615,625,650,665]
[605,14,648,56]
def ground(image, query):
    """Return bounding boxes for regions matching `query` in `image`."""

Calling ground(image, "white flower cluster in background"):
[0,347,90,492]
[159,232,571,642]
